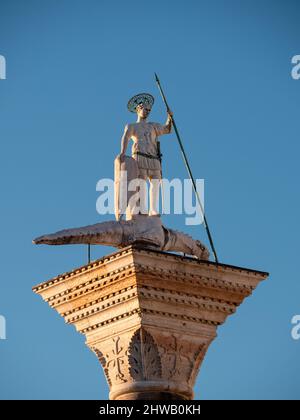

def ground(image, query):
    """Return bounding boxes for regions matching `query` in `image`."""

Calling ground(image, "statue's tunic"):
[127,121,170,175]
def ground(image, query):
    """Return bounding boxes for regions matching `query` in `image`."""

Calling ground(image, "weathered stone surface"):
[32,246,268,400]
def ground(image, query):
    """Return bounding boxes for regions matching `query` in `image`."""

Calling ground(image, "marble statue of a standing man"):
[119,93,173,217]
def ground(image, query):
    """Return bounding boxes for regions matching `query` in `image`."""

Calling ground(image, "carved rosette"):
[33,246,268,400]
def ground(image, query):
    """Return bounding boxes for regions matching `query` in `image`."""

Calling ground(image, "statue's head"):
[135,103,151,119]
[127,93,154,120]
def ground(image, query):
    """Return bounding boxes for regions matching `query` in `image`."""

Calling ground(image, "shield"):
[114,155,139,221]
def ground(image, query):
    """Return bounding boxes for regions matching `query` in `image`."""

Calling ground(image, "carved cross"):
[163,334,193,378]
[106,336,127,383]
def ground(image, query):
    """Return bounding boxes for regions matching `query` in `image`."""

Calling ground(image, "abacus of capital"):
[33,90,268,400]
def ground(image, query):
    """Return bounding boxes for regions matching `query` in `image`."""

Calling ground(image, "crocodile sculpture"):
[33,215,210,260]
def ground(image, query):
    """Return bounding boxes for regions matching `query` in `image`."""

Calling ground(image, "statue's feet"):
[126,212,161,221]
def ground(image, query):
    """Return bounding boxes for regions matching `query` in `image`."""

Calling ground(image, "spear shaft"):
[154,73,219,263]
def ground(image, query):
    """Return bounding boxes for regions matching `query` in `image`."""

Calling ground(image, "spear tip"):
[154,72,159,82]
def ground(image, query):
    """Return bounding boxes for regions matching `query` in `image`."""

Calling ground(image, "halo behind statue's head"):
[127,93,154,113]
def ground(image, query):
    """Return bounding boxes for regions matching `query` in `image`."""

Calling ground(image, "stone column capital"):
[33,246,268,400]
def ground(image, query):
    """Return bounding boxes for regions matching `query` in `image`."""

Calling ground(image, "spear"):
[154,72,219,263]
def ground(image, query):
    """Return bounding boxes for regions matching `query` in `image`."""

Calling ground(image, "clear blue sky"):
[0,0,299,400]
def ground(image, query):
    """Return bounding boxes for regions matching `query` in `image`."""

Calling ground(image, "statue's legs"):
[149,171,161,216]
[127,169,148,218]
[138,168,161,216]
[127,167,161,218]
